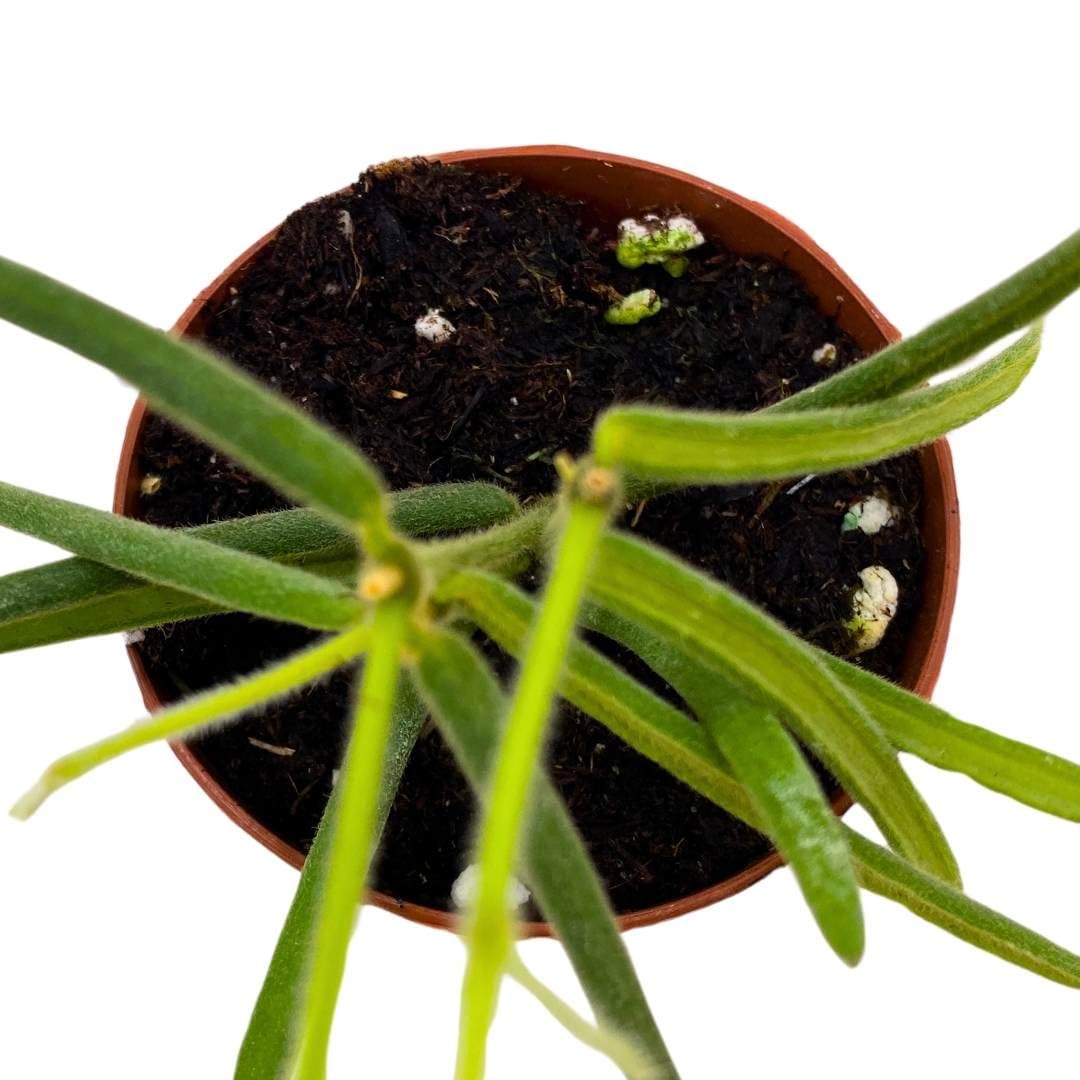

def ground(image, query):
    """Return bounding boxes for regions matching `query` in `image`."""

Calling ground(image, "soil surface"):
[134,160,924,916]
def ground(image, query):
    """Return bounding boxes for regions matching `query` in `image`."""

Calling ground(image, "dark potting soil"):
[134,160,925,916]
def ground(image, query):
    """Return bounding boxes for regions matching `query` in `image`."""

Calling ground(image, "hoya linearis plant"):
[2,224,1080,1079]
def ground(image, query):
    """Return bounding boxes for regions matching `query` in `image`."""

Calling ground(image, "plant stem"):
[10,623,371,819]
[288,599,408,1079]
[505,952,658,1079]
[456,475,614,1080]
[422,501,552,577]
[235,681,426,1080]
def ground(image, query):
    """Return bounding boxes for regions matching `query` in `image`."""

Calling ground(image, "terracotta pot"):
[114,145,960,937]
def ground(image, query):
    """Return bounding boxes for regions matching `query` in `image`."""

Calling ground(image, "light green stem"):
[456,492,612,1080]
[506,953,658,1079]
[288,600,408,1079]
[10,624,370,820]
[422,502,552,578]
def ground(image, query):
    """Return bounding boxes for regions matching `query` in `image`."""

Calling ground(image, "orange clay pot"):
[115,146,960,937]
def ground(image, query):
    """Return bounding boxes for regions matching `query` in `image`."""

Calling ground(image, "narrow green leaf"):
[390,482,519,536]
[235,680,426,1080]
[848,831,1080,989]
[822,651,1080,823]
[0,480,361,631]
[700,701,864,964]
[586,533,960,885]
[593,325,1040,484]
[586,600,1080,831]
[444,574,1080,992]
[0,255,388,537]
[456,492,612,1080]
[0,482,519,653]
[772,230,1080,410]
[11,624,370,820]
[412,626,678,1080]
[581,603,863,965]
[286,598,409,1078]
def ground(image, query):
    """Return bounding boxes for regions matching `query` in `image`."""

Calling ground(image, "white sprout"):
[812,342,838,366]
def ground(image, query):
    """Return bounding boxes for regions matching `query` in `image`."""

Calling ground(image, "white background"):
[2,3,1078,1077]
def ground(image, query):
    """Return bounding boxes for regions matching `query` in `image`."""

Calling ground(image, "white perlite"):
[812,342,838,366]
[415,308,456,343]
[848,565,899,654]
[842,495,896,535]
[450,864,530,912]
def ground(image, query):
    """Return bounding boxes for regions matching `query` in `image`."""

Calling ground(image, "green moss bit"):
[604,288,662,326]
[615,214,706,271]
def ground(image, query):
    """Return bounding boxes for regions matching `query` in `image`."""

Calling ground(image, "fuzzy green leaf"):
[593,325,1039,484]
[584,533,959,885]
[773,230,1080,410]
[412,626,677,1080]
[821,651,1080,822]
[0,480,361,630]
[585,601,1080,829]
[0,482,518,653]
[235,680,425,1080]
[444,572,1080,991]
[286,599,409,1078]
[581,605,862,965]
[0,255,388,536]
[11,624,370,820]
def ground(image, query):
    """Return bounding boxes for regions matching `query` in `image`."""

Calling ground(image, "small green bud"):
[604,288,662,326]
[662,256,690,278]
[616,214,706,270]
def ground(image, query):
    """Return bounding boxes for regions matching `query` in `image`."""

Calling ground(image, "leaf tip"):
[9,772,61,820]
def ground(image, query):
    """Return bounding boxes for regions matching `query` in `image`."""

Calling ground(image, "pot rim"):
[114,144,960,937]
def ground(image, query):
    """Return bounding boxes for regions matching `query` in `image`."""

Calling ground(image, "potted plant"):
[117,147,962,934]
[3,147,1080,1079]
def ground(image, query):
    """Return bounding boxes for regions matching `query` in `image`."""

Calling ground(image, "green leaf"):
[585,601,1080,830]
[772,230,1080,410]
[0,480,361,631]
[585,533,960,885]
[455,491,613,1080]
[0,482,519,653]
[412,626,678,1080]
[701,701,863,964]
[235,680,425,1080]
[848,830,1080,989]
[821,651,1080,822]
[584,602,861,965]
[444,573,1080,991]
[593,325,1040,484]
[11,623,370,820]
[0,255,388,537]
[285,598,409,1078]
